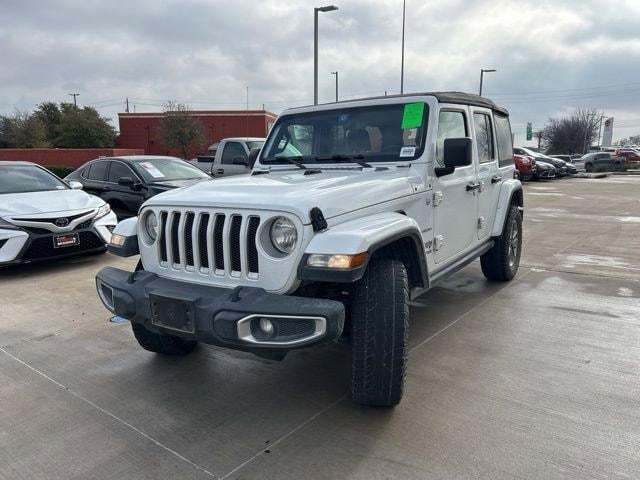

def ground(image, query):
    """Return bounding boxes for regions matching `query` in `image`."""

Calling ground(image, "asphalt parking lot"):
[1,175,639,480]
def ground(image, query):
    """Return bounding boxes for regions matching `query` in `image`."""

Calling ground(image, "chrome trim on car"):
[236,314,326,346]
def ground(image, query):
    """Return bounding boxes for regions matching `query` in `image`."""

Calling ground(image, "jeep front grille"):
[156,210,261,278]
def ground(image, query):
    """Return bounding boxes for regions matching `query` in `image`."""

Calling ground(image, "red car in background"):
[514,153,536,180]
[614,148,640,169]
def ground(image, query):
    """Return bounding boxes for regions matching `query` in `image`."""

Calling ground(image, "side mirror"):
[118,176,142,190]
[68,181,83,190]
[232,156,249,167]
[248,148,261,169]
[435,137,472,177]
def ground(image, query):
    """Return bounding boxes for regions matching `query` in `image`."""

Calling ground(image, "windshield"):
[0,165,68,194]
[246,141,265,150]
[131,158,210,182]
[261,103,428,164]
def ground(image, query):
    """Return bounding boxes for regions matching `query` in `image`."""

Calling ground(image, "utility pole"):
[330,71,339,102]
[400,0,406,94]
[68,93,80,106]
[125,97,130,113]
[245,86,249,139]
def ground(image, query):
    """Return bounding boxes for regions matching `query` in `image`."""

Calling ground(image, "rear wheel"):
[481,203,522,281]
[131,322,197,356]
[350,258,409,407]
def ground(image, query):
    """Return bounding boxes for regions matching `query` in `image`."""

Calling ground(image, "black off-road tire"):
[131,321,197,356]
[481,203,522,282]
[350,258,409,407]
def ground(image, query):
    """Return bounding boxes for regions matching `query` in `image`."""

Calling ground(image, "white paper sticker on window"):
[400,146,416,158]
[139,162,165,178]
[406,128,417,140]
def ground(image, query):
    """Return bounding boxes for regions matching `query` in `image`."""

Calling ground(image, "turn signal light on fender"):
[307,252,368,269]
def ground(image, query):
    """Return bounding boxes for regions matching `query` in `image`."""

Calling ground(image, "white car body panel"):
[0,185,117,264]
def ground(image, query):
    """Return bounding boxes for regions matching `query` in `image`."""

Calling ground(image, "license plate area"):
[53,233,79,248]
[149,293,196,333]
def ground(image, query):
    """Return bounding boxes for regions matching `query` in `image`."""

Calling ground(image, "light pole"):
[330,71,339,102]
[314,5,338,105]
[478,68,496,96]
[400,0,406,94]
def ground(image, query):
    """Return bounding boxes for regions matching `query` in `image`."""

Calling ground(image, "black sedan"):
[65,156,210,219]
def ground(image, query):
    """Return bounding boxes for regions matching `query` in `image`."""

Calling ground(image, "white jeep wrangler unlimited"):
[96,92,523,407]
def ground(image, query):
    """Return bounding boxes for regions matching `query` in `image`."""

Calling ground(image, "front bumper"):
[95,266,345,354]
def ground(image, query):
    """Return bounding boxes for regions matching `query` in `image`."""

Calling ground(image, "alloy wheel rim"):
[508,218,519,268]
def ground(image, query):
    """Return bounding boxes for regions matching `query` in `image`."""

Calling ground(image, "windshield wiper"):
[263,156,308,170]
[316,154,372,169]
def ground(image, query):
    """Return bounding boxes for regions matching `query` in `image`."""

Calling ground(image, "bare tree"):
[542,108,602,154]
[157,101,204,159]
[616,134,640,146]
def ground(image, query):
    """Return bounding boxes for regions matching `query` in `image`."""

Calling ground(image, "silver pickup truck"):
[189,137,265,178]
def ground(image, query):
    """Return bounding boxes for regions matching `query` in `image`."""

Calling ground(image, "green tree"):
[33,102,63,145]
[157,101,204,159]
[2,110,49,148]
[54,104,117,148]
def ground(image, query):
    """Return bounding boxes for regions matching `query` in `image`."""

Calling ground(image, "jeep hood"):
[144,168,416,223]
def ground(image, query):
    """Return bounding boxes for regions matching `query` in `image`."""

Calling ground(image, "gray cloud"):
[1,0,640,143]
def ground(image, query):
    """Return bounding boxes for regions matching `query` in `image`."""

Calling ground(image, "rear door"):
[106,160,144,218]
[214,141,251,177]
[83,160,109,197]
[432,106,479,264]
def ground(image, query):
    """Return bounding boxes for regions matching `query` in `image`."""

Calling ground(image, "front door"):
[215,142,251,177]
[432,106,479,264]
[472,109,501,240]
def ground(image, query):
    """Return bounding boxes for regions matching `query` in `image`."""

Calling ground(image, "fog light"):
[110,234,126,246]
[259,318,274,335]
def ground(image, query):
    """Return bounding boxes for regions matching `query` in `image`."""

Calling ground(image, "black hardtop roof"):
[325,91,509,116]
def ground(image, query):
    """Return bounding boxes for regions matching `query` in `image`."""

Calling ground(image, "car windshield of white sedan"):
[131,158,210,182]
[261,103,428,165]
[0,165,68,194]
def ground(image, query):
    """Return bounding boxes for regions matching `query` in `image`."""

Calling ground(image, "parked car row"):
[513,146,577,180]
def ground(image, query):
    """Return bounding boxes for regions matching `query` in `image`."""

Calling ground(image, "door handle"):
[466,183,480,192]
[103,186,111,191]
[216,168,224,175]
[491,175,502,184]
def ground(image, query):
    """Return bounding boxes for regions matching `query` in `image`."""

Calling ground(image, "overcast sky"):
[2,0,640,144]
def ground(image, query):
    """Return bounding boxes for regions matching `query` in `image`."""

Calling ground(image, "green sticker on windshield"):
[401,102,425,129]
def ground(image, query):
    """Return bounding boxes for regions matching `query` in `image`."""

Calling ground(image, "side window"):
[436,110,467,167]
[82,164,92,178]
[87,161,108,181]
[221,142,248,165]
[494,113,514,167]
[473,113,495,163]
[108,162,133,183]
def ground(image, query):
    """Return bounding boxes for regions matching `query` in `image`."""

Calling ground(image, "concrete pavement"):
[1,176,639,479]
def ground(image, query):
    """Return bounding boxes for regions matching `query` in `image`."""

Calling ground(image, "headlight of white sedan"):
[270,217,297,254]
[95,203,111,219]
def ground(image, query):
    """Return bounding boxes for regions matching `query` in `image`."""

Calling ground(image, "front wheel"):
[481,204,522,281]
[350,258,409,407]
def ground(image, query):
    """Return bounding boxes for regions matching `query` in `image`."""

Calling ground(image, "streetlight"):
[330,71,339,102]
[478,68,496,96]
[400,0,406,94]
[314,5,338,105]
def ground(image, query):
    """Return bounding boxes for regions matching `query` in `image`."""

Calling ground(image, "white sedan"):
[0,161,117,265]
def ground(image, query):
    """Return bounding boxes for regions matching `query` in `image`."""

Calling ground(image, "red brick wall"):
[116,110,277,158]
[0,149,144,168]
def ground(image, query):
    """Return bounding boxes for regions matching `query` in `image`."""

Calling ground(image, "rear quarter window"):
[494,113,514,167]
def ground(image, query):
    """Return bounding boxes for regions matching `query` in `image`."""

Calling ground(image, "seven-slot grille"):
[156,210,261,278]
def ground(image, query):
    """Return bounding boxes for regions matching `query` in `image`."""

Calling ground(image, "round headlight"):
[270,217,297,254]
[144,211,158,242]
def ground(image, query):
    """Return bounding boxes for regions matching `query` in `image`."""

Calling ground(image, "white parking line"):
[0,346,217,479]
